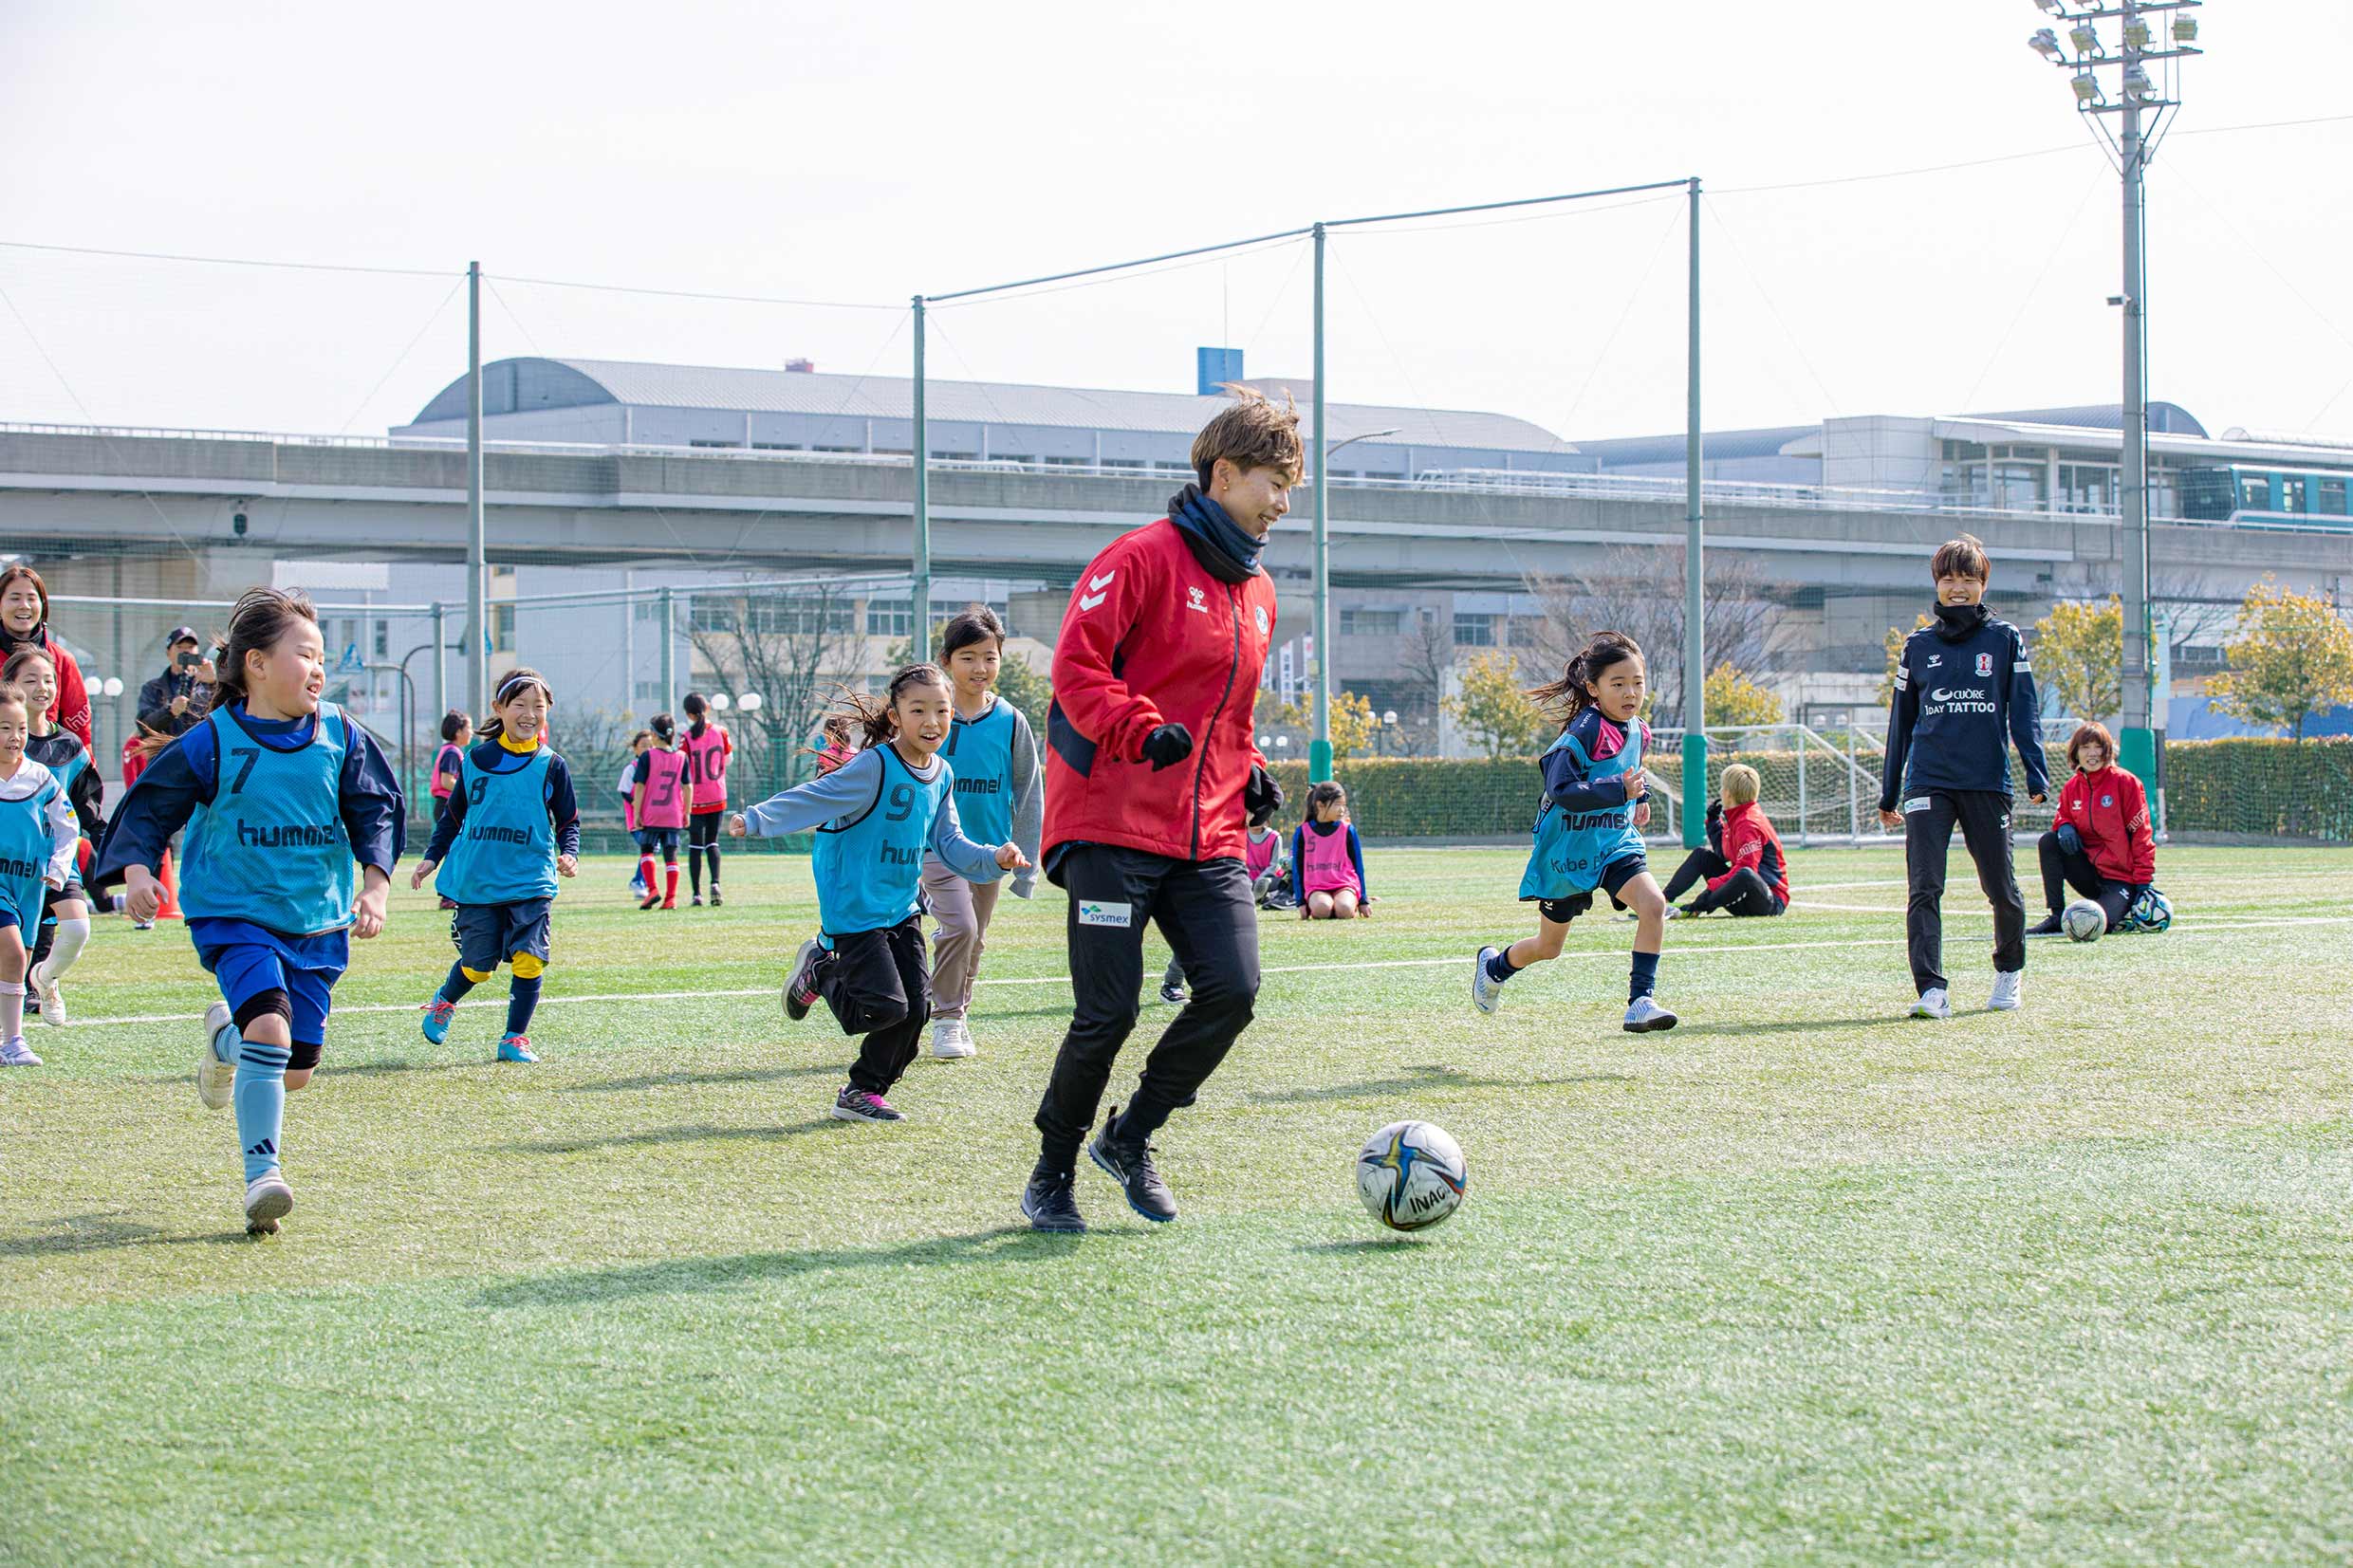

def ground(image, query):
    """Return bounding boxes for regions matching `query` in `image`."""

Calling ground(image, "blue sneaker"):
[421,996,456,1044]
[496,1033,538,1064]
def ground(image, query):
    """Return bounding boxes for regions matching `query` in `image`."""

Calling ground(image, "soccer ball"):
[2122,887,2174,933]
[1357,1120,1467,1232]
[2062,899,2106,942]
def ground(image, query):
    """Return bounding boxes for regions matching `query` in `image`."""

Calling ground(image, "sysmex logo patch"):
[1077,900,1133,928]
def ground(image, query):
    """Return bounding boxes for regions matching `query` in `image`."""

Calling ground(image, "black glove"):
[1140,723,1195,772]
[2055,822,2083,857]
[1244,764,1283,827]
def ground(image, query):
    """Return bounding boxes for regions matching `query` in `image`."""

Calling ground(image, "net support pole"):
[658,585,675,707]
[1680,178,1708,849]
[1309,222,1332,784]
[911,295,931,655]
[465,260,489,720]
[2117,69,2158,792]
[431,601,447,724]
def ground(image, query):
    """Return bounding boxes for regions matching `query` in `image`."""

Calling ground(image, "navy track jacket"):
[1879,603,2051,811]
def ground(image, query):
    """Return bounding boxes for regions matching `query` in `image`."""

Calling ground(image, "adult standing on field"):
[0,565,91,750]
[1021,389,1288,1233]
[137,625,216,744]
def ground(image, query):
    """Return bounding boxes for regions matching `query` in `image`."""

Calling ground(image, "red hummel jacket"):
[2057,764,2155,883]
[1044,517,1276,866]
[1708,799,1789,903]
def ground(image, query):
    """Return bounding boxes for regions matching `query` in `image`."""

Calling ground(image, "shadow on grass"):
[1676,1011,1998,1039]
[502,1119,839,1155]
[476,1224,1125,1307]
[561,1063,843,1094]
[0,1212,258,1256]
[1297,1236,1436,1255]
[1251,1063,1634,1105]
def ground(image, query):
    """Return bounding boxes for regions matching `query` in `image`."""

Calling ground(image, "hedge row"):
[425,737,2353,848]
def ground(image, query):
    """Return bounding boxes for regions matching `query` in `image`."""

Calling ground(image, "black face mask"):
[1933,600,1991,641]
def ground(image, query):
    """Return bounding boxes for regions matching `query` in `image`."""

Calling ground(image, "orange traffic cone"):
[157,849,181,920]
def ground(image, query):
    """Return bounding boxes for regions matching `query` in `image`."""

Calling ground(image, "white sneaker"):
[27,959,65,1027]
[1989,970,2024,1011]
[1472,947,1506,1015]
[930,1018,976,1059]
[1622,995,1678,1033]
[0,1036,41,1067]
[243,1172,293,1235]
[1910,987,1953,1020]
[196,1001,236,1111]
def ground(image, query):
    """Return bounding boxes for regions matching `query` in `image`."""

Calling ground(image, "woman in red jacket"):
[0,565,92,749]
[2028,721,2156,936]
[1022,390,1289,1234]
[1666,764,1789,917]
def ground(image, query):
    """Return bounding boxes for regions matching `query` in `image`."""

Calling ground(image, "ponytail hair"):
[476,667,552,742]
[137,586,317,760]
[648,711,676,745]
[823,663,954,750]
[1527,630,1643,726]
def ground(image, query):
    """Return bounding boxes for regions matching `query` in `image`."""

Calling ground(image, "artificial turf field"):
[2,842,2349,1565]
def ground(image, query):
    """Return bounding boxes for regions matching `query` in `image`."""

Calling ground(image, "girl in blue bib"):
[728,664,1030,1124]
[92,587,406,1236]
[0,683,79,1067]
[1470,632,1678,1034]
[410,668,581,1064]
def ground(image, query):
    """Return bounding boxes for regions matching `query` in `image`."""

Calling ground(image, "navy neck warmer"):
[1167,484,1266,583]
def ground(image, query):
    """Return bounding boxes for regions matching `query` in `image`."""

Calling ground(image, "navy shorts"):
[1534,853,1648,923]
[452,897,553,974]
[639,825,681,858]
[205,941,340,1061]
[38,880,86,926]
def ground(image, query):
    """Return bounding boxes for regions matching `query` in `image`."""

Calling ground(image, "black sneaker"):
[1087,1104,1176,1223]
[691,895,704,908]
[1021,1168,1086,1233]
[2025,913,2065,938]
[783,938,824,1021]
[710,886,723,908]
[1158,983,1188,1005]
[831,1085,903,1122]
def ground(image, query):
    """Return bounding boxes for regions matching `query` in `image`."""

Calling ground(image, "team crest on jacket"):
[1974,652,1992,676]
[1254,605,1269,636]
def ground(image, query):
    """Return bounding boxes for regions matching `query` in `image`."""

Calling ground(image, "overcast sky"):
[3,0,2348,445]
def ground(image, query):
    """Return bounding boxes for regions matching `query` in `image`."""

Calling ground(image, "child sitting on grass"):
[1292,782,1369,920]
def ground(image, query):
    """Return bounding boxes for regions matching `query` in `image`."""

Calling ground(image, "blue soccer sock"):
[233,1037,291,1183]
[505,976,543,1038]
[1628,950,1660,1004]
[212,1015,239,1064]
[1485,947,1523,985]
[438,962,478,1004]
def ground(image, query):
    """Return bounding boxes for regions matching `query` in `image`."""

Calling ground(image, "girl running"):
[681,692,733,908]
[1471,631,1677,1033]
[411,668,581,1063]
[0,682,78,1067]
[1292,781,1369,919]
[630,712,693,910]
[620,729,652,897]
[918,606,1042,1060]
[91,587,405,1234]
[5,648,102,1030]
[431,710,472,819]
[726,665,1029,1123]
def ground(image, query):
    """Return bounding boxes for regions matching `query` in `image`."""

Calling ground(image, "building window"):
[1452,613,1496,647]
[2320,478,2348,516]
[930,450,977,461]
[1041,455,1088,467]
[813,444,862,453]
[1506,614,1546,647]
[373,618,388,658]
[688,439,742,450]
[1340,608,1401,638]
[991,453,1035,465]
[747,601,856,636]
[690,600,736,634]
[2280,476,2307,513]
[866,600,912,638]
[1101,457,1144,470]
[491,603,516,653]
[2240,474,2274,511]
[750,441,802,452]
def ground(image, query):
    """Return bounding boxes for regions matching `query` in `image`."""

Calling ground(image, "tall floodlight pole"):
[465,260,488,719]
[1681,178,1707,850]
[1309,222,1332,784]
[911,295,931,653]
[2029,0,2201,791]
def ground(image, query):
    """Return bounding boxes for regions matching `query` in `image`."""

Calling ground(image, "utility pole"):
[465,260,488,718]
[1681,177,1707,849]
[2029,0,2201,791]
[1309,223,1331,784]
[911,295,930,655]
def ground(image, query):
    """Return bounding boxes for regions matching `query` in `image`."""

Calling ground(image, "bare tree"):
[1523,544,1786,721]
[686,578,873,796]
[1393,612,1454,756]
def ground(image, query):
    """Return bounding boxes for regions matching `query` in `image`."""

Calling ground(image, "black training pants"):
[819,917,932,1095]
[1661,846,1730,904]
[687,812,722,895]
[1035,845,1259,1167]
[2035,832,2132,930]
[1903,788,2026,994]
[1684,866,1785,917]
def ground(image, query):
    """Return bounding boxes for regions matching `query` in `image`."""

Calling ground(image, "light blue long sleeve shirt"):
[739,746,1005,885]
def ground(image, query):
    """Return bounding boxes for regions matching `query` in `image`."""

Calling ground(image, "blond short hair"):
[1721,763,1760,806]
[1193,386,1305,489]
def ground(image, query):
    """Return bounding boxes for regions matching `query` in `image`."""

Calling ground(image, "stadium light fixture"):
[2122,18,2152,47]
[2122,64,2154,99]
[2030,28,2063,57]
[2068,22,2101,52]
[2070,73,2103,103]
[2033,0,2062,11]
[2172,14,2196,41]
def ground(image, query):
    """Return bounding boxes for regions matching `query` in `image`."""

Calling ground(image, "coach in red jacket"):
[2028,720,2157,935]
[1021,391,1291,1233]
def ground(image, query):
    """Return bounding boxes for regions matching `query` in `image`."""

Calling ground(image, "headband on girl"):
[494,673,551,704]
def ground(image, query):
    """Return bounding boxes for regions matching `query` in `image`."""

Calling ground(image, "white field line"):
[56,915,2353,1029]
